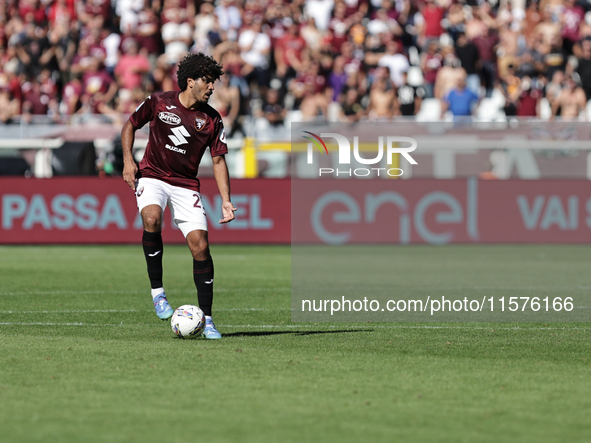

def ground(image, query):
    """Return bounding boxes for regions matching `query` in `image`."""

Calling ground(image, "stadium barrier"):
[0,178,289,244]
[2,177,591,244]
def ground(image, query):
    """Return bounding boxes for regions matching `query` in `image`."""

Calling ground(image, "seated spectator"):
[339,87,364,122]
[258,88,286,127]
[441,73,479,118]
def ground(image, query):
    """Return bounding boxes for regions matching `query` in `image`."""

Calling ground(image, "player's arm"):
[122,94,156,190]
[212,154,237,224]
[122,119,138,191]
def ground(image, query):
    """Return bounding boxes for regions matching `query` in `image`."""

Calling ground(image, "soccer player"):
[121,53,236,339]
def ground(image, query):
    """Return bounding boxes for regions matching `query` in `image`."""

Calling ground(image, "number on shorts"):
[193,194,201,208]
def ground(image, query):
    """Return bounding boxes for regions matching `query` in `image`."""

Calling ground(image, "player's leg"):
[169,187,221,339]
[136,178,173,320]
[185,230,221,339]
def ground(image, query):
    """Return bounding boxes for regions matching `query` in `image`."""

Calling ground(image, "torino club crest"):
[195,118,206,130]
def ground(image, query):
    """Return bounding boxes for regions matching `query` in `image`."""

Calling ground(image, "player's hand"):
[123,161,138,191]
[219,201,237,224]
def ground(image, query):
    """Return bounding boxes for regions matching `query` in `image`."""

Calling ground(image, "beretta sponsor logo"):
[159,112,181,125]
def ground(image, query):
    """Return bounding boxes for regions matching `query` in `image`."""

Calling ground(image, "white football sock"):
[151,288,165,299]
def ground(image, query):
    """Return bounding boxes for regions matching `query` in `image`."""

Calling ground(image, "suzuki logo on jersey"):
[195,118,206,130]
[159,112,181,125]
[168,126,190,151]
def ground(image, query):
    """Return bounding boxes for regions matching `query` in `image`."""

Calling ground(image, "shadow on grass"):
[223,329,372,337]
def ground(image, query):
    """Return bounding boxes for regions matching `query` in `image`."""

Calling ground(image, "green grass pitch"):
[0,244,590,443]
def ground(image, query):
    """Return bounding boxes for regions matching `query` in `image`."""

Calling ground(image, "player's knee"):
[189,237,209,260]
[142,215,162,232]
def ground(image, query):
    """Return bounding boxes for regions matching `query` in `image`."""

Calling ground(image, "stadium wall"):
[1,177,590,244]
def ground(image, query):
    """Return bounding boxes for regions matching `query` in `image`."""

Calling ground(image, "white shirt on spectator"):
[238,29,271,69]
[378,53,410,87]
[304,0,334,31]
[162,21,192,64]
[116,0,144,32]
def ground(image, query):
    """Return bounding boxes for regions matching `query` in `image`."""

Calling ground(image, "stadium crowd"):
[2,0,591,131]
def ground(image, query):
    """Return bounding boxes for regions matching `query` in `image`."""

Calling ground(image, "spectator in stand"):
[114,39,150,93]
[22,71,59,122]
[210,72,241,136]
[215,0,242,41]
[80,57,118,117]
[516,76,542,118]
[274,18,306,85]
[367,69,395,119]
[377,40,410,88]
[577,37,591,101]
[454,32,480,96]
[545,69,565,114]
[420,40,442,98]
[327,56,348,102]
[396,70,425,117]
[499,64,521,116]
[238,14,271,92]
[560,0,584,56]
[304,0,334,32]
[441,72,479,118]
[434,46,463,99]
[552,76,587,120]
[419,0,445,48]
[47,0,76,26]
[472,26,499,98]
[136,5,161,61]
[115,0,143,34]
[0,87,20,123]
[300,17,323,55]
[290,58,328,119]
[193,1,217,54]
[60,72,83,117]
[339,86,364,122]
[258,88,286,127]
[161,6,193,65]
[544,35,569,81]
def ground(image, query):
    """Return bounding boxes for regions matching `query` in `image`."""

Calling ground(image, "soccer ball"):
[171,305,205,339]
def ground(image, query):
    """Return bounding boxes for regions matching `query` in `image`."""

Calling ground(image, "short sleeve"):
[130,94,157,129]
[210,118,228,157]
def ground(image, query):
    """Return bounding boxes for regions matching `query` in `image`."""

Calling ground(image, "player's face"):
[190,77,215,104]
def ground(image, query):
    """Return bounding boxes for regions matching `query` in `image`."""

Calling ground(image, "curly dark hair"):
[177,53,224,91]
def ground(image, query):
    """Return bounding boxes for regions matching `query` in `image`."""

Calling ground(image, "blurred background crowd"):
[2,0,591,135]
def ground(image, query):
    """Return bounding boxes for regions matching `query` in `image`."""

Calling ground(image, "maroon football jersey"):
[130,91,228,192]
